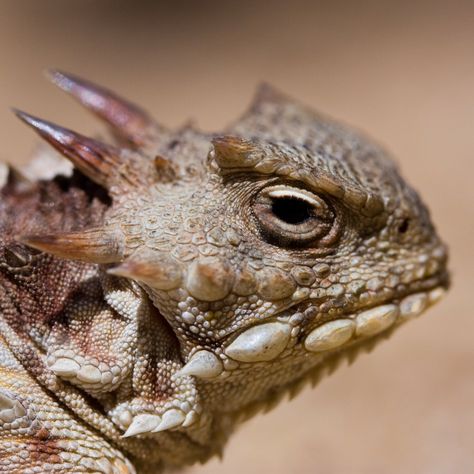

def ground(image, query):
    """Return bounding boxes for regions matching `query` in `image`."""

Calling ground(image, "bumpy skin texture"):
[0,72,449,473]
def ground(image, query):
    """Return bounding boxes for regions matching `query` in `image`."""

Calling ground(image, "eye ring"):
[252,185,336,248]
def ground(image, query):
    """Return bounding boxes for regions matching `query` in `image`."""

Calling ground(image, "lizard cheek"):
[185,256,235,302]
[256,266,296,301]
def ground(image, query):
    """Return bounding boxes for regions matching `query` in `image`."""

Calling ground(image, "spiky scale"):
[211,135,261,169]
[108,248,183,290]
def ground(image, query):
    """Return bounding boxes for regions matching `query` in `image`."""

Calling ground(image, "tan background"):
[0,1,472,473]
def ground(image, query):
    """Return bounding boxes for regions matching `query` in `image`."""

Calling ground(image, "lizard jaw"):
[302,286,446,354]
[175,285,447,377]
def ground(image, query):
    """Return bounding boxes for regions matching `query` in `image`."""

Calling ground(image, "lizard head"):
[14,72,449,464]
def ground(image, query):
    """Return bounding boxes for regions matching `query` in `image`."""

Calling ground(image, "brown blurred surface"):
[0,1,472,473]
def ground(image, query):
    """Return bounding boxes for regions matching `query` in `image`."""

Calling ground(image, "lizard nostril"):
[398,218,410,234]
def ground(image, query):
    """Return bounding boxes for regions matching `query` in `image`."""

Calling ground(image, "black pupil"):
[271,198,312,225]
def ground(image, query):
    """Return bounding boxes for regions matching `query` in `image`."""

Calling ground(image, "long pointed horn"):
[47,69,165,148]
[18,227,124,264]
[14,110,144,190]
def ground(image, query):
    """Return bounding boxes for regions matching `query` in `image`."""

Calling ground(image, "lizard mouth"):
[299,285,447,354]
[217,283,448,431]
[283,269,450,355]
[213,278,448,371]
[201,266,450,370]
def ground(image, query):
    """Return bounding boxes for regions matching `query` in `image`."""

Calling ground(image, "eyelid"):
[266,186,326,209]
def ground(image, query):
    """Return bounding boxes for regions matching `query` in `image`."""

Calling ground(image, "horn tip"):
[12,108,34,124]
[16,234,51,252]
[46,68,80,93]
[107,263,134,279]
[13,110,73,147]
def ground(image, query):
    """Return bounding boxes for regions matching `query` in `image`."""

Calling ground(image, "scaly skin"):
[0,71,449,473]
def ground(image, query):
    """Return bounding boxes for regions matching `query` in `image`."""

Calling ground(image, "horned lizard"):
[0,71,449,473]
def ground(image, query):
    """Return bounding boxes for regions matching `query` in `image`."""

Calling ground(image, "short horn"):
[211,136,262,170]
[108,247,182,290]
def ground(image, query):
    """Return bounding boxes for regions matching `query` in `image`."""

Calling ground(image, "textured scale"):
[0,71,449,473]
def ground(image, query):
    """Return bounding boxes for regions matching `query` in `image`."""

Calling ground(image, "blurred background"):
[0,0,472,472]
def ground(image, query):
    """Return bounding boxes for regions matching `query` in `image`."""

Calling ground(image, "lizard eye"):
[253,185,335,247]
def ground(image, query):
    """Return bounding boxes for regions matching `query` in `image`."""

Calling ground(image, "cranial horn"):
[14,110,146,190]
[47,69,166,148]
[18,227,124,264]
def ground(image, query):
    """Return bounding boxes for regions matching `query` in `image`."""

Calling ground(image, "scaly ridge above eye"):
[210,135,385,217]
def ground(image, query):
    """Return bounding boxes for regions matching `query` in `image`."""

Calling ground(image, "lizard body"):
[0,72,449,473]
